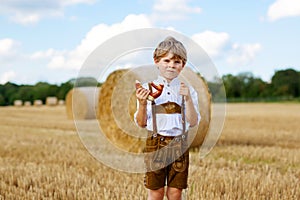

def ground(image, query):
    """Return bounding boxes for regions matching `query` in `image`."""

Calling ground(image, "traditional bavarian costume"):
[134,76,200,190]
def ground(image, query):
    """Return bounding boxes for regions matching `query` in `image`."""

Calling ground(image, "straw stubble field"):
[0,103,299,199]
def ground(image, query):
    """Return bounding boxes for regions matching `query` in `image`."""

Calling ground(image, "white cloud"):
[0,70,16,84]
[267,0,300,21]
[37,14,153,70]
[191,31,230,57]
[30,48,61,59]
[12,13,41,25]
[0,38,19,55]
[190,30,262,66]
[63,0,95,6]
[227,43,262,65]
[152,0,201,21]
[0,0,95,25]
[0,38,21,62]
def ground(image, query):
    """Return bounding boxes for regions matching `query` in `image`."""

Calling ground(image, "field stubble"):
[0,103,299,199]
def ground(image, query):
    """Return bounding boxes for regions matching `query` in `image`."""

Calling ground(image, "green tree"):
[73,77,98,87]
[208,77,226,102]
[0,94,5,106]
[47,84,59,96]
[237,72,268,99]
[57,81,73,100]
[18,85,34,102]
[271,68,300,97]
[223,72,269,101]
[3,82,19,105]
[222,74,243,98]
[32,82,51,103]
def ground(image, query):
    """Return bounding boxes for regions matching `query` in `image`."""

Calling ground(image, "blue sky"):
[0,0,300,84]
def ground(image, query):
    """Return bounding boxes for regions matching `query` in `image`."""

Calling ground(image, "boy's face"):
[155,53,184,83]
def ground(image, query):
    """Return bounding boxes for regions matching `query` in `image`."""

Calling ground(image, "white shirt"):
[134,76,201,136]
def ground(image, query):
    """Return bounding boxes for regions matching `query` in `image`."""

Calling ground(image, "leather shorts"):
[144,132,189,190]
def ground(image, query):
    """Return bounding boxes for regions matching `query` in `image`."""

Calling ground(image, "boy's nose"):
[168,61,175,68]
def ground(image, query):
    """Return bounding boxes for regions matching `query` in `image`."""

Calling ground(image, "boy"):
[135,36,200,200]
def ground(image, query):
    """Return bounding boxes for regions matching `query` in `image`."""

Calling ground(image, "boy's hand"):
[179,82,191,101]
[136,87,150,105]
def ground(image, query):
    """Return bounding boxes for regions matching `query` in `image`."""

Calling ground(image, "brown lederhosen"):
[144,93,189,190]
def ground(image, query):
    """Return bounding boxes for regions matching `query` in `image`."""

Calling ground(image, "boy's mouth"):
[166,69,175,72]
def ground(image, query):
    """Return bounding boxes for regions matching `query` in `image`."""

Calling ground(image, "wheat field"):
[0,103,299,199]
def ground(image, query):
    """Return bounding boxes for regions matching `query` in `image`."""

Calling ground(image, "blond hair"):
[153,36,187,66]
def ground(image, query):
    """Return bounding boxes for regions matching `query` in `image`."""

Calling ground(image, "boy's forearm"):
[185,98,198,127]
[136,104,147,127]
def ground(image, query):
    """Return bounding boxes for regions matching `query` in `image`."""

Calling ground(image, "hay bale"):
[14,100,23,107]
[97,67,211,153]
[65,87,100,120]
[98,69,143,153]
[58,100,65,105]
[34,100,43,106]
[46,97,58,106]
[24,101,32,106]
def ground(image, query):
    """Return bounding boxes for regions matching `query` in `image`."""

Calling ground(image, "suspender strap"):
[149,83,157,138]
[181,95,186,135]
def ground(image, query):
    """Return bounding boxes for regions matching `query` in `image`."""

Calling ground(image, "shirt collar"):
[157,75,180,86]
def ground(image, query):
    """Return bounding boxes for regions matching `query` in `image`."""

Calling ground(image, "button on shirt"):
[134,76,201,137]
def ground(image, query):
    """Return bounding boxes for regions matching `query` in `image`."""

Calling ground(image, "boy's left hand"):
[179,82,191,101]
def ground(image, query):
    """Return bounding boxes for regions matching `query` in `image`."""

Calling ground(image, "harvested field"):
[0,103,299,199]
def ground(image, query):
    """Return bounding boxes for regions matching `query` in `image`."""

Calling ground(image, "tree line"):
[0,77,100,106]
[219,68,300,102]
[0,68,299,106]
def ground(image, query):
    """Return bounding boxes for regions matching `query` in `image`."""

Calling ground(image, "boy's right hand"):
[136,87,150,105]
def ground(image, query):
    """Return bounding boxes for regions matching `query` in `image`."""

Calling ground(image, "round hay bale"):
[98,69,144,153]
[14,100,23,107]
[65,87,100,120]
[34,99,43,106]
[46,97,58,106]
[24,101,32,106]
[97,67,211,153]
[58,99,65,106]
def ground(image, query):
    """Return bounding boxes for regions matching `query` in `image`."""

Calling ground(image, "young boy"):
[135,36,200,200]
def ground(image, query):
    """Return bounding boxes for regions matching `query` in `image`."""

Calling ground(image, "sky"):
[0,0,300,85]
